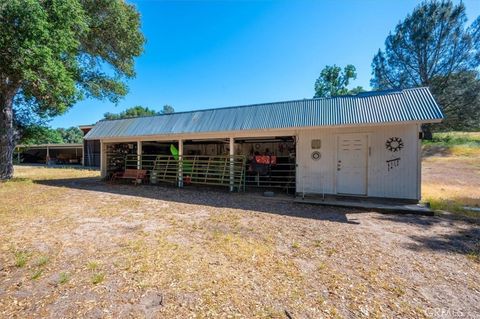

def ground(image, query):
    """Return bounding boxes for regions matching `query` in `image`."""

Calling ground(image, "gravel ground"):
[0,166,479,318]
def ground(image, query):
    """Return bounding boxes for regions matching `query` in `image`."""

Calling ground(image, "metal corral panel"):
[85,87,443,140]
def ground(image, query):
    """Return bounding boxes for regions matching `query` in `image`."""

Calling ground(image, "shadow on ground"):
[422,145,453,157]
[34,176,480,258]
[35,177,362,225]
[375,214,480,258]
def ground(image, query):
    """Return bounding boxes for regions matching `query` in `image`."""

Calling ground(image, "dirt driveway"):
[0,166,479,318]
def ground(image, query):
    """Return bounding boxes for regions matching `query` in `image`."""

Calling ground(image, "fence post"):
[178,139,183,188]
[137,141,142,169]
[229,137,234,192]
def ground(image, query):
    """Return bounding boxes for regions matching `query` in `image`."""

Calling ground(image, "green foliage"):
[56,127,84,143]
[161,104,175,114]
[423,132,480,148]
[20,125,63,145]
[1,0,144,113]
[430,71,480,131]
[371,1,478,89]
[1,0,87,116]
[314,65,364,98]
[0,0,145,179]
[371,1,480,132]
[422,132,480,158]
[19,125,83,144]
[104,106,159,120]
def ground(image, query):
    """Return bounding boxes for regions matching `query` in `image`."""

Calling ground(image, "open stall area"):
[15,144,83,166]
[102,136,296,193]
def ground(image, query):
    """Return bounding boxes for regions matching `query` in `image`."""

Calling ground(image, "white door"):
[336,134,368,195]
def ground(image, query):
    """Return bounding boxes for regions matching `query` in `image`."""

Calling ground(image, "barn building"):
[84,87,443,202]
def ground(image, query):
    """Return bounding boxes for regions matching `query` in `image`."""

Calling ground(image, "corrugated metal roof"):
[84,87,443,140]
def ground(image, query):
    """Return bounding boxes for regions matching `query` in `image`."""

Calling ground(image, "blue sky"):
[51,0,480,128]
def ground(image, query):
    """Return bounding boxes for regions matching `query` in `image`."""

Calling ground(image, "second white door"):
[336,134,368,195]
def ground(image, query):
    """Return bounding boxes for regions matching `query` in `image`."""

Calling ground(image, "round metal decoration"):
[385,137,404,152]
[311,151,321,161]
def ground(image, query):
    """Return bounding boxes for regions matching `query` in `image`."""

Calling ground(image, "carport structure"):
[15,143,83,165]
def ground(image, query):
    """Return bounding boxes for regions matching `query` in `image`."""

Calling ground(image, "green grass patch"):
[427,198,480,219]
[87,261,100,271]
[91,272,105,285]
[5,177,33,184]
[467,250,479,263]
[427,197,465,213]
[424,132,480,149]
[31,269,43,280]
[14,251,29,268]
[423,132,480,157]
[59,272,70,284]
[424,132,480,147]
[36,256,49,267]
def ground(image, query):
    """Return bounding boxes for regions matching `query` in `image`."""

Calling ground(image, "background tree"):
[161,104,175,114]
[19,126,64,145]
[430,71,480,131]
[103,106,158,120]
[19,126,83,144]
[371,1,480,132]
[314,64,364,98]
[57,127,84,144]
[314,65,364,98]
[0,0,145,180]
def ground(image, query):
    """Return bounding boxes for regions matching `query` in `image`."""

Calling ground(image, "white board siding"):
[296,124,420,200]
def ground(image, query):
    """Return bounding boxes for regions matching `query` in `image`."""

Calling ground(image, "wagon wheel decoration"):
[385,137,404,152]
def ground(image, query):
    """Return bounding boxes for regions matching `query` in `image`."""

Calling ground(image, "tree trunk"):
[0,88,16,180]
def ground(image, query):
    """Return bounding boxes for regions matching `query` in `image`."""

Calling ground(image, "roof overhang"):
[16,143,83,149]
[85,120,439,142]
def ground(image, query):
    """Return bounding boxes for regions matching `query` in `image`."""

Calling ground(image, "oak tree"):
[0,0,145,179]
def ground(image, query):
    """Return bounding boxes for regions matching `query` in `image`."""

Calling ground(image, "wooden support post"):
[17,146,20,163]
[46,145,50,165]
[100,141,107,178]
[229,137,234,192]
[137,141,142,169]
[178,139,183,188]
[81,141,85,166]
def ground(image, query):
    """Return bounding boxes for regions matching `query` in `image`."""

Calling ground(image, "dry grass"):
[0,165,479,318]
[422,151,480,217]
